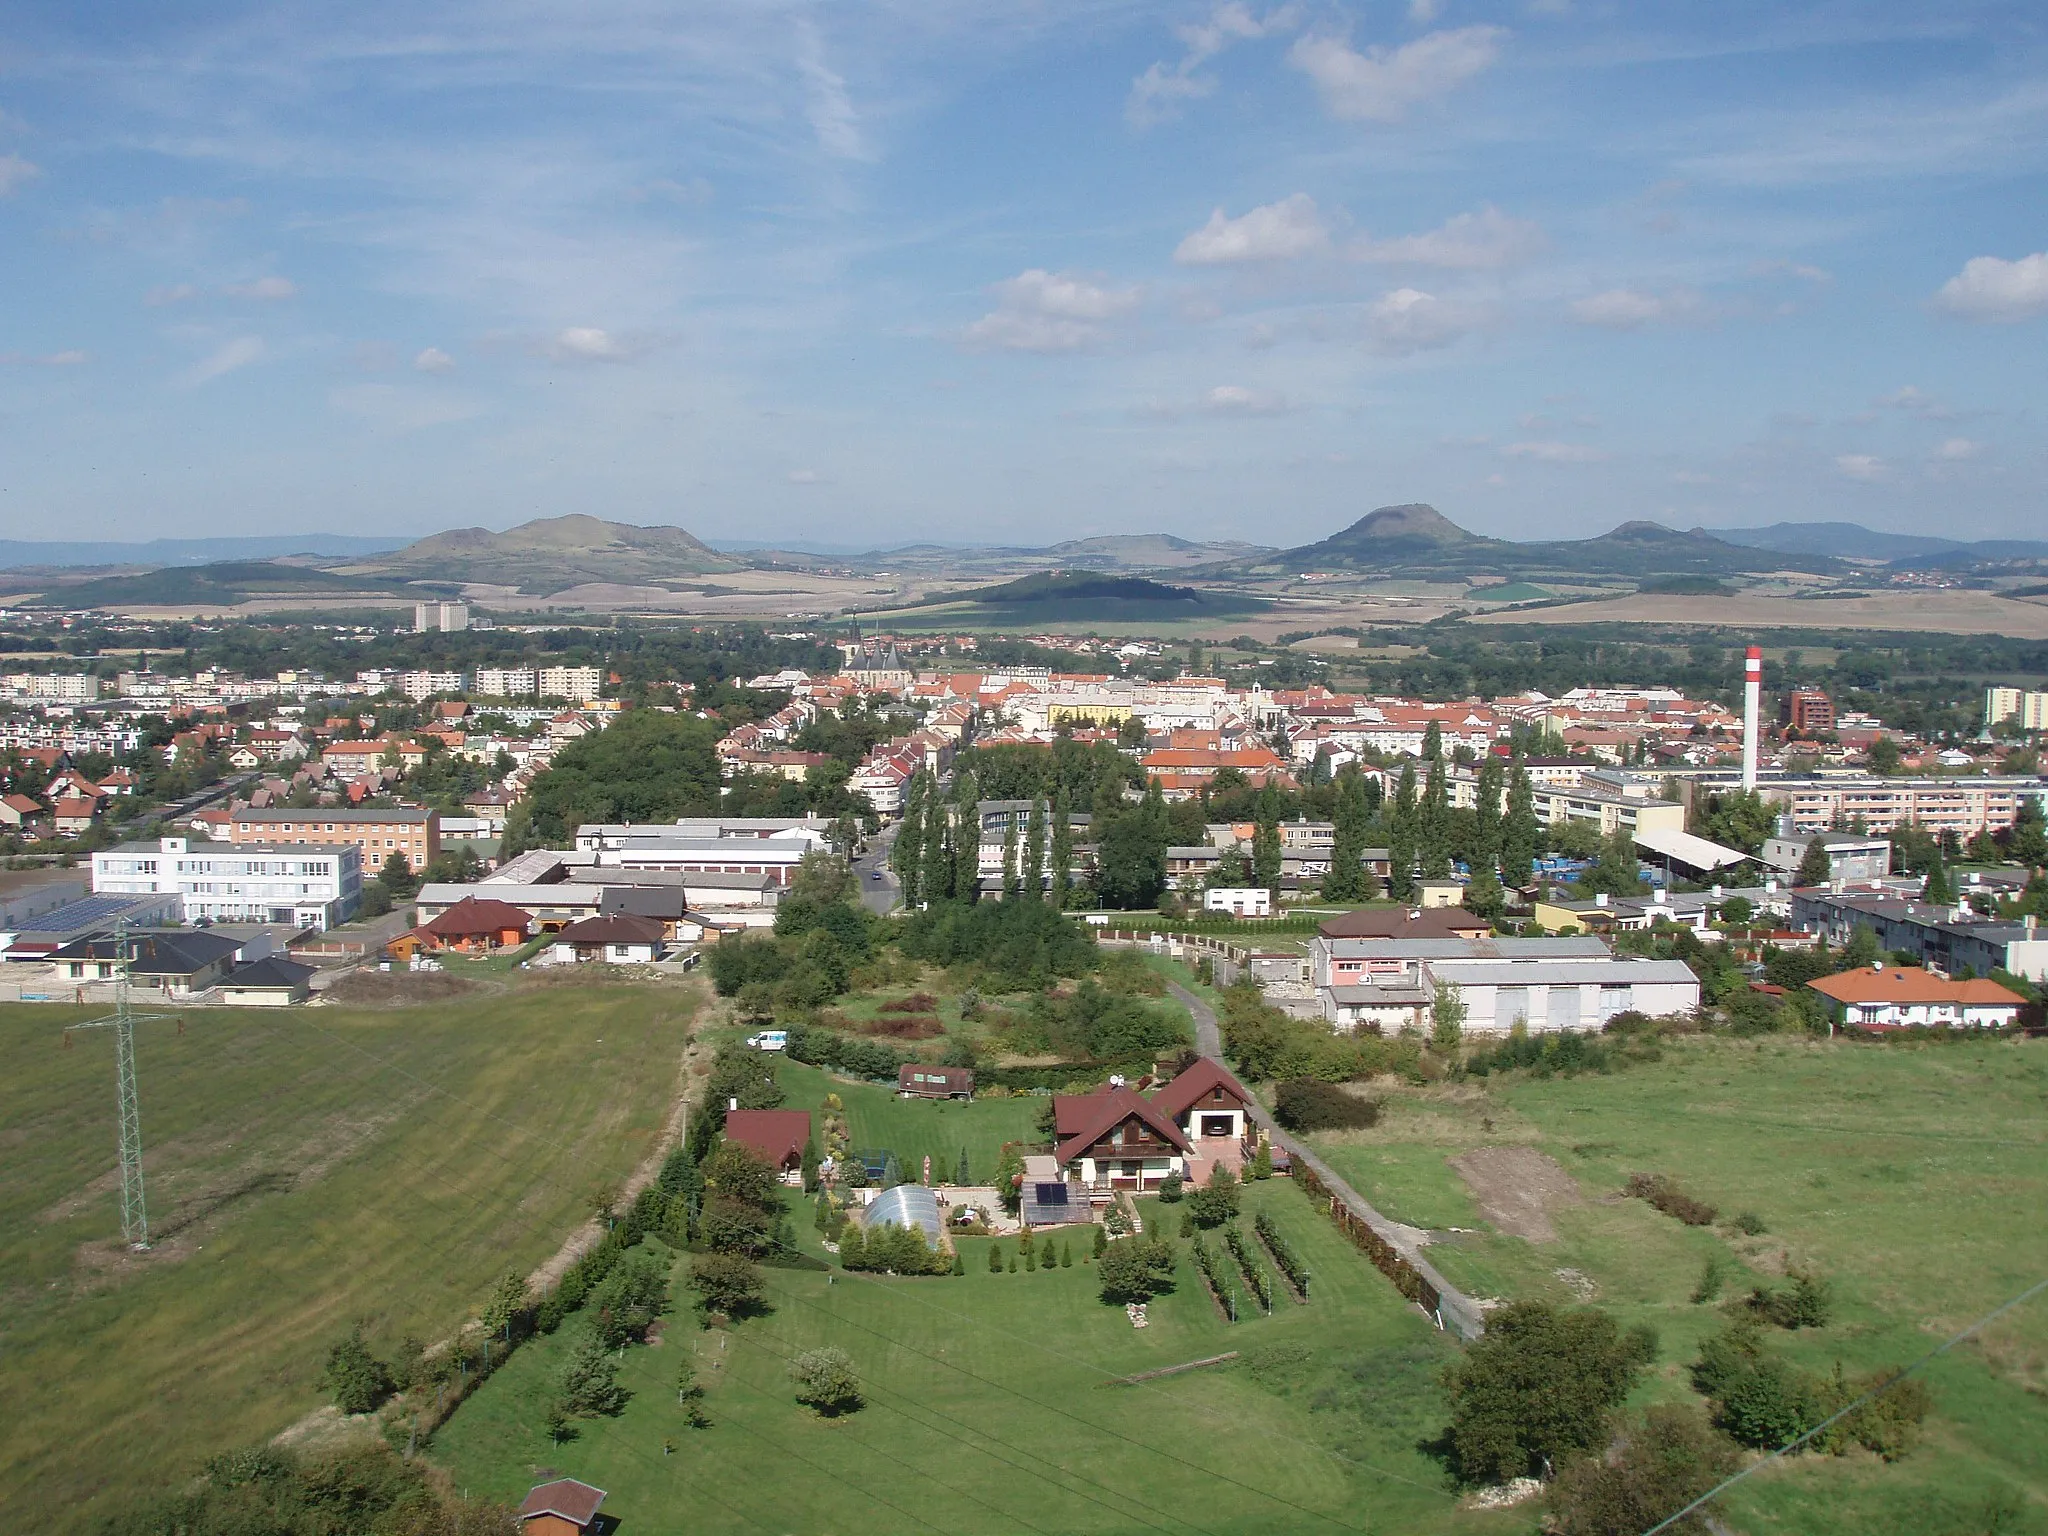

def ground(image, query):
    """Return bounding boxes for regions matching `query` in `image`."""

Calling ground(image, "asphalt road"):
[852,823,901,916]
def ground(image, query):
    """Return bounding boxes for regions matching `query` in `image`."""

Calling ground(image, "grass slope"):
[431,1181,1486,1535]
[1304,1035,2048,1533]
[29,560,416,608]
[777,1061,1041,1184]
[0,983,695,1530]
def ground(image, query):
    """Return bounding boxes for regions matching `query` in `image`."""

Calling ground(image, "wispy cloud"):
[413,347,456,373]
[1289,25,1505,123]
[0,153,41,196]
[796,21,867,161]
[1128,3,1303,126]
[1834,453,1888,481]
[181,335,266,387]
[1175,194,1330,265]
[1568,287,1702,329]
[223,275,297,300]
[1502,440,1608,463]
[961,270,1142,353]
[549,327,634,361]
[1351,206,1544,268]
[1364,287,1491,354]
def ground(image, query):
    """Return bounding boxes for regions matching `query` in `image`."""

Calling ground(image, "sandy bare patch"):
[1450,1145,1584,1243]
[324,970,483,1007]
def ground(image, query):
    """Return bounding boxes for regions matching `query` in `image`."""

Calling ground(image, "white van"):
[746,1030,789,1052]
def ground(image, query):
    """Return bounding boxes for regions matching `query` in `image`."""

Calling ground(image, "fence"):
[1291,1157,1485,1340]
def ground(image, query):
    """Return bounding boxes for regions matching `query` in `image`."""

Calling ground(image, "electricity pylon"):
[68,921,170,1251]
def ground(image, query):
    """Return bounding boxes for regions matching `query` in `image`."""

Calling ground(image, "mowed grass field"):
[0,981,697,1530]
[777,1060,1042,1184]
[432,1178,1508,1536]
[1305,1034,2048,1533]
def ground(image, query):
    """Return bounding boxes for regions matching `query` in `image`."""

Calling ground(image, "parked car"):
[746,1029,788,1052]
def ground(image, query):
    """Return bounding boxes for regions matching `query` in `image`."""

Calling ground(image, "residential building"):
[1205,887,1272,917]
[537,665,604,703]
[722,1109,813,1183]
[402,670,466,701]
[1806,967,2026,1030]
[1427,959,1701,1033]
[1527,781,1686,838]
[215,956,317,1006]
[48,929,243,997]
[542,913,666,965]
[413,600,469,633]
[1049,1087,1191,1194]
[1749,776,2044,837]
[413,895,532,953]
[1318,907,1491,941]
[474,666,539,697]
[230,807,441,872]
[2,673,102,702]
[1789,888,2048,981]
[1760,830,1891,881]
[1985,687,2048,732]
[1784,689,1836,736]
[92,836,363,929]
[517,1480,607,1536]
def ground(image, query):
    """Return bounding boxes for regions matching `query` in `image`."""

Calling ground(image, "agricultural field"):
[432,1179,1501,1535]
[1302,1034,2048,1533]
[0,979,698,1531]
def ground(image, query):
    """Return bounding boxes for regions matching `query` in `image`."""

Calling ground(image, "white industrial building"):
[91,836,363,929]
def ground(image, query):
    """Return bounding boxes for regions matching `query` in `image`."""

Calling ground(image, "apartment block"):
[474,666,539,697]
[1986,687,2048,731]
[1759,777,2042,837]
[229,807,440,873]
[2,673,102,702]
[414,601,470,633]
[538,665,604,703]
[401,670,466,701]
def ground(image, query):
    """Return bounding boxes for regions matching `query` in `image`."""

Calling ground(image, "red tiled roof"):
[1149,1058,1253,1123]
[1051,1088,1191,1165]
[419,896,533,937]
[1318,907,1490,939]
[518,1479,607,1526]
[723,1108,812,1169]
[1807,967,2023,1006]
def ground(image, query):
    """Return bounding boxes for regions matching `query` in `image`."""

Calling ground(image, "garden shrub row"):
[1224,1225,1273,1313]
[1692,1319,1927,1458]
[1192,1238,1240,1322]
[838,1220,955,1276]
[1625,1171,1718,1227]
[785,1021,913,1080]
[1253,1212,1310,1299]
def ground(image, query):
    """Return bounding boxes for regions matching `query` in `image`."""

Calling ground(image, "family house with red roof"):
[1050,1087,1192,1194]
[722,1108,813,1183]
[517,1479,606,1536]
[413,895,532,954]
[1806,966,2026,1031]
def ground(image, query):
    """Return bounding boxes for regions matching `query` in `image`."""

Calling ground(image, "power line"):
[1637,1273,2048,1536]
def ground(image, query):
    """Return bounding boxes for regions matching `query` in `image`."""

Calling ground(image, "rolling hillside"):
[365,514,745,592]
[26,561,418,609]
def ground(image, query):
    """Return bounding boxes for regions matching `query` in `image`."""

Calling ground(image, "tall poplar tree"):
[892,769,927,905]
[1050,785,1074,908]
[1501,756,1538,889]
[1473,756,1505,876]
[1001,814,1021,900]
[1251,786,1283,898]
[1322,769,1372,901]
[1387,762,1419,902]
[1022,796,1046,900]
[1421,756,1452,879]
[921,786,954,902]
[952,767,981,904]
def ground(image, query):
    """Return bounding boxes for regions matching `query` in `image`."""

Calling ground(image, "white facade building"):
[401,670,466,701]
[1205,887,1272,917]
[538,665,604,703]
[2,673,103,702]
[474,666,539,697]
[92,836,362,929]
[414,601,470,633]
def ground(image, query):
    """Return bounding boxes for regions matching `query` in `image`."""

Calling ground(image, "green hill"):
[29,561,415,609]
[877,569,1267,625]
[365,514,745,592]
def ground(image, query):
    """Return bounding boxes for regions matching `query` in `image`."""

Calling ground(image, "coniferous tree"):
[1420,755,1452,879]
[1322,769,1373,901]
[1387,763,1419,902]
[1796,837,1833,887]
[1022,795,1046,900]
[1501,756,1538,889]
[1422,720,1443,761]
[1050,785,1074,908]
[1922,854,1954,906]
[1252,790,1283,898]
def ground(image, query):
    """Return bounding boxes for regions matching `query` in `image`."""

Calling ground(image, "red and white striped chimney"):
[1741,645,1762,790]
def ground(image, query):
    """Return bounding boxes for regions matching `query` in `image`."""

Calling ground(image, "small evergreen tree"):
[989,1242,1004,1273]
[956,1146,971,1186]
[1796,837,1833,887]
[557,1328,628,1419]
[1061,1241,1073,1268]
[800,1137,821,1194]
[321,1326,394,1415]
[1092,1224,1108,1259]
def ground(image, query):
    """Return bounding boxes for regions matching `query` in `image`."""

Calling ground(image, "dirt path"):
[1448,1145,1583,1243]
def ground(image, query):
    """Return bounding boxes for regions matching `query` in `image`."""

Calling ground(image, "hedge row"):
[1224,1224,1273,1313]
[1192,1238,1239,1322]
[1254,1211,1310,1299]
[1626,1172,1718,1227]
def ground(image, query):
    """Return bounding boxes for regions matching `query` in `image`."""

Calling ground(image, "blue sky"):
[1,1,2044,549]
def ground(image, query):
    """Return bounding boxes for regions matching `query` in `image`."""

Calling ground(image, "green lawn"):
[0,982,696,1531]
[431,1180,1508,1535]
[1304,1034,2048,1533]
[777,1061,1043,1184]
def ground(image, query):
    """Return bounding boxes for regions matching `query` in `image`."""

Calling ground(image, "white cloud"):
[182,335,265,387]
[1933,252,2048,323]
[330,382,484,433]
[787,468,823,484]
[1876,385,1951,420]
[550,326,631,361]
[0,348,90,366]
[796,21,866,161]
[1202,384,1291,415]
[1363,287,1488,354]
[0,153,40,196]
[1502,440,1608,463]
[145,284,199,306]
[1408,0,1444,21]
[223,275,297,300]
[1568,287,1699,328]
[1835,453,1889,481]
[1288,25,1505,123]
[1128,3,1304,127]
[1933,437,1982,460]
[413,347,456,373]
[1174,194,1330,265]
[1351,205,1544,268]
[961,269,1142,353]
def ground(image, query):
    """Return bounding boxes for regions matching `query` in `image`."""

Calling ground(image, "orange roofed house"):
[723,1108,813,1183]
[1806,966,2026,1032]
[412,895,532,954]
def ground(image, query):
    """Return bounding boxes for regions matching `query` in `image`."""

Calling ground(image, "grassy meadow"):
[1304,1033,2048,1533]
[0,981,697,1530]
[431,1179,1500,1535]
[777,1060,1042,1185]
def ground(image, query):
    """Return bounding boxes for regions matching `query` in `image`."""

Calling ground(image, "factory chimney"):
[1741,645,1761,790]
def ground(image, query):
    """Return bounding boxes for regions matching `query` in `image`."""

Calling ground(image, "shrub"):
[1689,1255,1725,1305]
[1187,1164,1241,1228]
[1224,1225,1273,1313]
[1255,1211,1309,1298]
[879,991,940,1014]
[556,1328,628,1419]
[789,1347,863,1416]
[1274,1078,1383,1132]
[1191,1239,1239,1321]
[689,1251,765,1318]
[1156,1169,1185,1203]
[1733,1210,1767,1236]
[1626,1172,1718,1227]
[320,1327,395,1416]
[1746,1272,1833,1330]
[1439,1301,1657,1484]
[856,1013,945,1038]
[1097,1236,1178,1303]
[1820,1368,1933,1461]
[1549,1404,1740,1536]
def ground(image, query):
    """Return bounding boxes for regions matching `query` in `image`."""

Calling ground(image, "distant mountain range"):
[1706,522,2048,563]
[0,533,409,571]
[1207,503,1841,581]
[876,569,1267,626]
